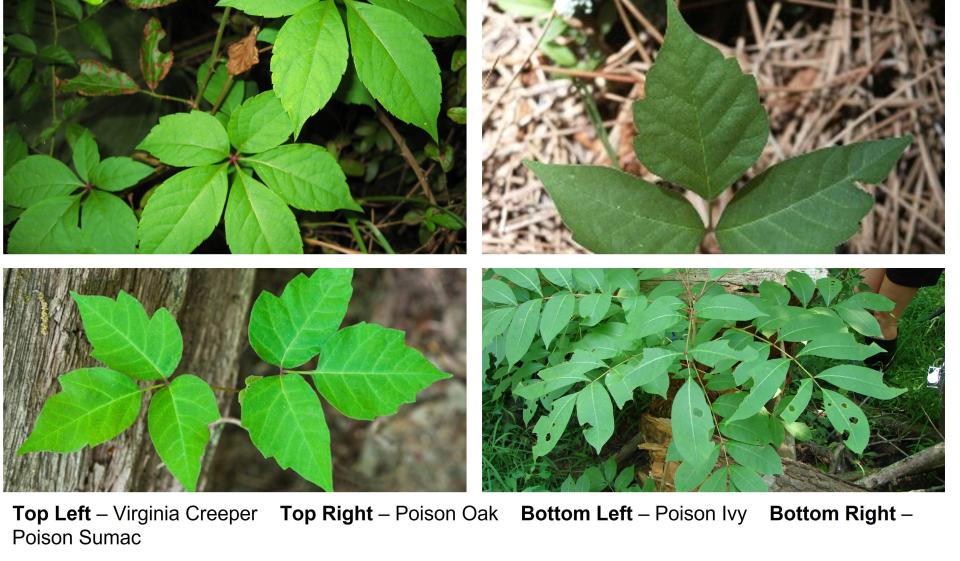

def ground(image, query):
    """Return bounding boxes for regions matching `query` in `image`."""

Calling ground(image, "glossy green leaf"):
[248,269,353,368]
[370,0,465,37]
[482,279,517,306]
[137,111,230,167]
[532,393,577,458]
[578,293,611,327]
[72,290,183,380]
[815,276,842,306]
[493,268,542,295]
[821,388,869,454]
[726,441,782,475]
[671,378,715,463]
[81,191,138,253]
[694,293,765,321]
[240,374,333,491]
[632,0,768,199]
[246,143,361,212]
[797,333,883,361]
[4,155,83,208]
[228,91,294,154]
[18,368,141,454]
[147,374,219,491]
[605,348,678,408]
[309,323,450,420]
[6,196,82,253]
[90,157,154,191]
[576,381,614,454]
[78,19,112,59]
[540,291,575,348]
[225,170,303,254]
[138,164,229,253]
[346,0,441,140]
[779,378,812,423]
[816,365,905,400]
[727,358,789,421]
[715,137,912,253]
[140,17,173,91]
[216,0,314,17]
[525,162,705,253]
[505,298,542,366]
[54,0,83,20]
[58,60,139,96]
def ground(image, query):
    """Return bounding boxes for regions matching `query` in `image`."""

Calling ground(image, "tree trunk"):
[769,458,866,492]
[3,268,255,492]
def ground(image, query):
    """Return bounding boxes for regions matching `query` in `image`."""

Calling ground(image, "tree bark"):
[769,458,866,492]
[856,442,945,490]
[3,268,255,492]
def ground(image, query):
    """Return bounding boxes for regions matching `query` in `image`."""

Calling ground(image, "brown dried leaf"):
[227,26,260,76]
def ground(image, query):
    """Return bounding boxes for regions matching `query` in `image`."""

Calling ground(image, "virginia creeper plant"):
[483,268,905,492]
[19,269,451,491]
[526,0,912,254]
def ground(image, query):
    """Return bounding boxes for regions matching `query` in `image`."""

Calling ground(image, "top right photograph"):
[482,0,945,254]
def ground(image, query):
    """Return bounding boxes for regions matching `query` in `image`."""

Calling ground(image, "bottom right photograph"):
[482,268,945,492]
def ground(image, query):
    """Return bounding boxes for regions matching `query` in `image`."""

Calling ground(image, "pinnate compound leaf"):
[632,0,768,200]
[228,91,294,154]
[626,296,684,339]
[797,332,883,361]
[728,464,768,492]
[4,155,83,208]
[694,293,765,321]
[540,268,575,290]
[816,365,905,400]
[370,0,465,37]
[137,111,230,167]
[532,393,577,458]
[576,381,614,454]
[90,157,154,191]
[271,0,348,136]
[821,388,869,454]
[7,196,82,253]
[72,290,183,380]
[779,378,812,423]
[816,276,842,306]
[482,279,517,306]
[525,162,705,253]
[248,269,353,368]
[246,143,361,212]
[726,441,782,475]
[690,339,755,368]
[578,293,611,326]
[605,348,678,408]
[240,374,333,491]
[138,165,229,253]
[700,467,731,491]
[58,60,139,96]
[346,0,441,140]
[81,191,138,253]
[18,368,141,454]
[140,17,173,91]
[785,271,815,307]
[494,268,542,295]
[309,323,450,420]
[505,298,541,366]
[540,291,575,348]
[674,443,719,491]
[216,0,314,17]
[715,137,912,253]
[671,379,715,463]
[225,170,303,254]
[147,374,219,491]
[727,358,789,421]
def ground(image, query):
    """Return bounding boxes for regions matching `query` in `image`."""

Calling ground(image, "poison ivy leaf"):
[821,388,869,454]
[625,296,684,339]
[245,143,361,212]
[309,323,450,420]
[225,170,303,254]
[816,365,905,400]
[147,374,219,491]
[727,358,789,421]
[370,0,465,37]
[540,291,575,348]
[834,304,882,337]
[78,19,112,59]
[671,379,715,463]
[632,0,768,200]
[525,162,705,253]
[67,127,100,183]
[216,0,314,17]
[758,280,790,306]
[228,91,294,154]
[81,191,138,253]
[576,381,614,454]
[248,269,353,368]
[482,279,517,306]
[141,17,173,91]
[137,111,230,167]
[240,374,333,491]
[690,339,756,368]
[605,348,678,408]
[272,0,348,136]
[346,0,441,140]
[715,137,912,253]
[728,464,767,492]
[493,269,541,295]
[532,393,577,458]
[4,155,83,208]
[579,293,611,327]
[674,443,719,491]
[694,293,765,321]
[784,271,815,307]
[138,165,228,253]
[90,157,154,191]
[797,333,883,361]
[72,290,182,380]
[58,60,139,96]
[17,368,141,454]
[7,196,82,253]
[779,378,812,423]
[816,276,842,306]
[505,298,542,366]
[726,441,782,475]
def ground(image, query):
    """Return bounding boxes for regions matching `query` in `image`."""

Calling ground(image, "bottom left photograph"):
[2,268,466,492]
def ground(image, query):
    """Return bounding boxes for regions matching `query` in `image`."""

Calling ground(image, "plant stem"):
[210,75,235,115]
[575,79,620,169]
[361,219,396,254]
[140,89,195,106]
[356,195,465,228]
[375,109,436,204]
[194,6,232,107]
[346,217,369,253]
[48,0,59,155]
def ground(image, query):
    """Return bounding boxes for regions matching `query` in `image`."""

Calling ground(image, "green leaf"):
[67,127,100,183]
[726,441,782,475]
[525,162,705,253]
[632,0,768,200]
[495,0,551,17]
[147,374,219,491]
[197,61,244,112]
[346,0,441,140]
[605,348,678,408]
[727,358,789,421]
[728,464,768,492]
[784,271,815,307]
[482,279,517,306]
[7,196,83,253]
[625,296,684,339]
[39,44,76,65]
[784,421,812,441]
[225,170,303,254]
[18,368,141,454]
[720,414,776,445]
[532,393,577,458]
[540,291,575,348]
[216,0,314,17]
[694,293,765,321]
[528,351,605,396]
[58,60,139,96]
[81,191,138,253]
[309,323,450,420]
[54,0,83,20]
[758,280,790,306]
[5,34,37,55]
[4,155,83,208]
[671,379,714,463]
[578,293,611,327]
[4,130,29,173]
[240,374,333,491]
[540,268,575,290]
[834,304,882,337]
[840,292,895,312]
[816,276,842,306]
[821,388,870,454]
[272,0,349,136]
[138,165,229,253]
[779,307,845,342]
[674,443,719,491]
[137,111,230,167]
[78,19,112,59]
[17,0,35,34]
[505,298,542,366]
[779,378,812,423]
[699,467,730,491]
[246,143,361,212]
[715,137,912,252]
[140,17,173,91]
[334,59,375,108]
[797,333,883,361]
[248,269,353,368]
[370,0,465,37]
[72,290,183,380]
[493,268,541,295]
[690,339,755,368]
[482,306,515,348]
[228,91,295,154]
[576,381,614,454]
[572,269,606,292]
[90,157,154,191]
[816,365,905,400]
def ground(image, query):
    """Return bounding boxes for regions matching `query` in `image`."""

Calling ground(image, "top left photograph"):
[3,0,466,254]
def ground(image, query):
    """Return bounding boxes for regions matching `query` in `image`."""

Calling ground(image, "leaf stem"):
[194,6,232,108]
[140,89,195,106]
[375,109,436,204]
[209,75,235,115]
